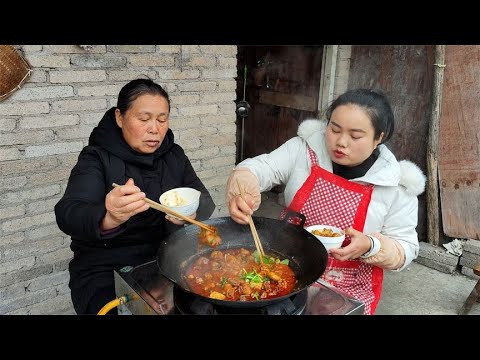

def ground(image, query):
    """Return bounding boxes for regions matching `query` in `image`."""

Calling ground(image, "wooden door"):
[236,46,324,164]
[439,45,480,239]
[348,45,435,242]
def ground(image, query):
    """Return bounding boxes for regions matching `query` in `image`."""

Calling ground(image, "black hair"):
[116,78,170,115]
[325,88,394,144]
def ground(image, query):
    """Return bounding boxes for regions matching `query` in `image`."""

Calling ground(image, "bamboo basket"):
[0,45,33,102]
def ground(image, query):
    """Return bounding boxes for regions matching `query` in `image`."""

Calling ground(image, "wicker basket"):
[0,45,33,102]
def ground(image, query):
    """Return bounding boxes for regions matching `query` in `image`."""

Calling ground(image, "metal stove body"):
[114,260,364,315]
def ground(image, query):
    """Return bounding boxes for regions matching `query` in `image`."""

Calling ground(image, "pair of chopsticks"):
[111,183,212,233]
[236,179,265,264]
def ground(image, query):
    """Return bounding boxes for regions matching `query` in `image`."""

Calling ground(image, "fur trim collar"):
[398,160,426,196]
[297,118,326,140]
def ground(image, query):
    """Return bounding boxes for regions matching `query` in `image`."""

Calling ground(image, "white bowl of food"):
[305,225,345,251]
[159,187,200,219]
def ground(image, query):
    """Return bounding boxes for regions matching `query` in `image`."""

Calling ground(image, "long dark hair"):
[116,78,170,115]
[325,89,394,144]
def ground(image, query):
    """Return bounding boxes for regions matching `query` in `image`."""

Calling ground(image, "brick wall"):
[333,45,351,99]
[0,45,238,314]
[318,45,352,115]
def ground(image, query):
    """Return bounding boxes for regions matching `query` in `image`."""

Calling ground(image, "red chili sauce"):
[184,248,296,301]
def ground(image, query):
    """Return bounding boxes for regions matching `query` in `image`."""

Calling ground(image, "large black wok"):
[156,212,328,308]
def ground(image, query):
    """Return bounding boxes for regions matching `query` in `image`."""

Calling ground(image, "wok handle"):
[281,210,306,228]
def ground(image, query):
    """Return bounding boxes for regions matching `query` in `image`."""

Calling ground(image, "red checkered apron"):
[284,146,383,314]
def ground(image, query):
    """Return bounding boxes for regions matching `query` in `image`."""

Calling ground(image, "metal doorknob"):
[236,100,251,117]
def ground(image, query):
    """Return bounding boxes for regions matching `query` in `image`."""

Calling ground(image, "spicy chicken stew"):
[184,248,296,301]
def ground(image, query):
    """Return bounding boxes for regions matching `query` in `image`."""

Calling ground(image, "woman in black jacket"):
[55,79,215,314]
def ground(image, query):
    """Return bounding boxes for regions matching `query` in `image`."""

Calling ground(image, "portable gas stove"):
[114,260,364,315]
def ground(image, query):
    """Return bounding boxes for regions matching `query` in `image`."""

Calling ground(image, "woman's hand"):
[165,212,196,225]
[228,193,255,225]
[329,227,372,261]
[226,168,261,224]
[101,178,149,230]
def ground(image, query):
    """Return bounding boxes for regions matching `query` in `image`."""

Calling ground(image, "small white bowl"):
[305,225,345,251]
[159,187,200,219]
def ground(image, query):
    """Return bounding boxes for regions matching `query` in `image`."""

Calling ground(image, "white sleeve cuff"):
[360,235,381,259]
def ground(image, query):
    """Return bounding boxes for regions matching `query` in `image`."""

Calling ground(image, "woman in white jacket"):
[226,89,426,314]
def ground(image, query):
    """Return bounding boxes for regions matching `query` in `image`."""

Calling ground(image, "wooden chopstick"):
[111,183,213,232]
[248,215,265,258]
[235,179,265,263]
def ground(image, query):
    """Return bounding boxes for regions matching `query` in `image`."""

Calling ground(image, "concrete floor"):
[255,191,480,315]
[376,261,480,315]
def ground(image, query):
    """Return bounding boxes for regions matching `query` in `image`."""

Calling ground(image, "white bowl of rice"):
[159,187,200,219]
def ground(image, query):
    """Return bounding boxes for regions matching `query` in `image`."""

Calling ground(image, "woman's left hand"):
[329,227,371,261]
[165,212,196,225]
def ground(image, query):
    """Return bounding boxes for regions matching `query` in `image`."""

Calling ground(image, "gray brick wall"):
[0,44,237,315]
[334,45,351,99]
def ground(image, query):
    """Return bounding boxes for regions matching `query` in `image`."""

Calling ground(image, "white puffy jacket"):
[237,119,426,271]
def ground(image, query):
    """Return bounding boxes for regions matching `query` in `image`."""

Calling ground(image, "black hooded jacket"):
[55,108,215,312]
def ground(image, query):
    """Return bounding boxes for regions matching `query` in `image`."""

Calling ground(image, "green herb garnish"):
[240,268,263,283]
[252,250,289,265]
